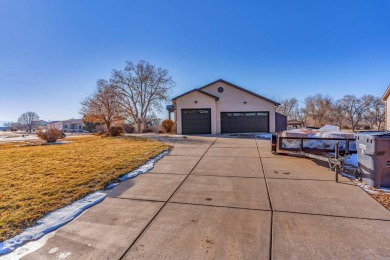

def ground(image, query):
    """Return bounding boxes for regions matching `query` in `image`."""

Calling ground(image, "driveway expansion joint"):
[167,201,272,212]
[265,177,349,182]
[257,141,274,260]
[119,137,219,260]
[186,173,265,179]
[273,209,390,222]
[110,196,167,203]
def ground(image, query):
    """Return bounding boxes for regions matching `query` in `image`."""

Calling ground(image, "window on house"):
[257,112,268,116]
[245,112,256,116]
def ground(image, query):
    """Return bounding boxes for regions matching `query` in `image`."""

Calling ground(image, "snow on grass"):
[0,193,106,255]
[107,150,169,187]
[0,149,169,256]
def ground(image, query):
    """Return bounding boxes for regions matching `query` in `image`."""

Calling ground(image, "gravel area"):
[370,193,390,211]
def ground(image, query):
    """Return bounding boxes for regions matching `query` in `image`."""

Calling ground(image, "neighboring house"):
[287,119,304,129]
[47,119,84,132]
[33,120,48,131]
[382,85,390,130]
[172,79,280,134]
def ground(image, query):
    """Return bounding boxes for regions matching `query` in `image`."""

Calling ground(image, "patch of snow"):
[282,125,354,140]
[318,125,340,132]
[281,138,356,151]
[116,150,169,182]
[340,172,357,180]
[379,187,390,193]
[57,251,72,259]
[44,141,72,145]
[0,232,57,260]
[356,182,376,193]
[0,193,106,256]
[48,247,59,254]
[104,182,119,190]
[0,135,40,143]
[280,125,356,151]
[0,149,169,256]
[256,133,272,139]
[344,154,358,167]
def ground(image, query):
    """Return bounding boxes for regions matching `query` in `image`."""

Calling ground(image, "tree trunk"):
[106,122,111,135]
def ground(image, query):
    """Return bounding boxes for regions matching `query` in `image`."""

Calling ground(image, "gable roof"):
[199,79,280,106]
[172,89,219,101]
[382,85,390,101]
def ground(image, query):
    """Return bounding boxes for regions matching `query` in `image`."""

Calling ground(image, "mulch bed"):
[370,193,390,211]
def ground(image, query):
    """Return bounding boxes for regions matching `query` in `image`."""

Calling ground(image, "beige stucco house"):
[46,119,84,132]
[172,79,280,135]
[382,85,390,130]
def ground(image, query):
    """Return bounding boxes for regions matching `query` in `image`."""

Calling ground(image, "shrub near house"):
[36,128,63,143]
[162,119,174,133]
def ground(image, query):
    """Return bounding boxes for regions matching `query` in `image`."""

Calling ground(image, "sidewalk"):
[21,136,390,259]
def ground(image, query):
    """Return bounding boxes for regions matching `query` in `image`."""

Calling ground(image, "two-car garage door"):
[181,109,269,134]
[221,112,269,134]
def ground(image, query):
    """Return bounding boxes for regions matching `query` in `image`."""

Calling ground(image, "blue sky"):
[0,0,389,122]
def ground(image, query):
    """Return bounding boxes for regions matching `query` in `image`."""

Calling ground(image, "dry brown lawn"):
[0,136,170,241]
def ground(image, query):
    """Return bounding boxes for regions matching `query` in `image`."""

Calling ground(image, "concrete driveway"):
[22,136,390,259]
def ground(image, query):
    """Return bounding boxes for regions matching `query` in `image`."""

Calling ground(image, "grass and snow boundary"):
[0,150,169,256]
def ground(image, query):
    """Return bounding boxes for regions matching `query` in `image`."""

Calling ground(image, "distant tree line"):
[80,60,175,135]
[277,94,385,131]
[5,111,40,132]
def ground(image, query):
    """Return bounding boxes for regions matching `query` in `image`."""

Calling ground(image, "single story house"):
[172,79,281,135]
[382,85,390,130]
[47,119,84,132]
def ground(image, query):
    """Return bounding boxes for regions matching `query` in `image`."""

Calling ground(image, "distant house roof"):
[382,85,390,101]
[47,119,83,125]
[172,89,220,101]
[199,79,280,106]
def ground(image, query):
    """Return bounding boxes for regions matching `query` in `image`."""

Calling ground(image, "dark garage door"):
[221,112,269,133]
[182,109,211,134]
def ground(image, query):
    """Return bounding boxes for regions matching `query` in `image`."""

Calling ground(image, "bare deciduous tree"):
[4,121,18,131]
[294,107,309,127]
[363,97,385,130]
[303,94,332,127]
[276,98,298,120]
[80,80,125,135]
[18,111,39,132]
[329,101,346,129]
[339,95,375,131]
[110,60,175,132]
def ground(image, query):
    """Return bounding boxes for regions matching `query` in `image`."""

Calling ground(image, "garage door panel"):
[182,109,211,134]
[221,112,269,133]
